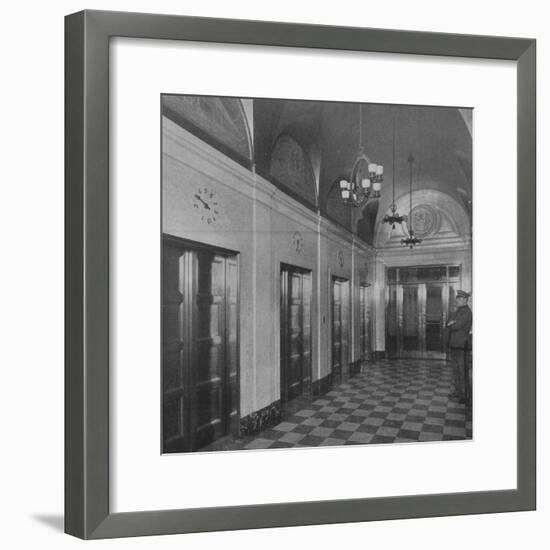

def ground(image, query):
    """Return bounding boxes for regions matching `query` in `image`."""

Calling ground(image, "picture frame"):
[65,9,536,539]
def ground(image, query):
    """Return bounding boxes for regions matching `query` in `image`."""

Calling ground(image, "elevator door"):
[280,266,312,404]
[359,284,370,361]
[162,237,239,453]
[332,277,350,378]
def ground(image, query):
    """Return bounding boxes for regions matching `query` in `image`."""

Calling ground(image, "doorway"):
[331,276,350,379]
[162,236,239,453]
[359,284,371,362]
[386,265,461,359]
[280,265,312,406]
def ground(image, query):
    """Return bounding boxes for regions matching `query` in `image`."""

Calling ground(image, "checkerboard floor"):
[243,359,472,450]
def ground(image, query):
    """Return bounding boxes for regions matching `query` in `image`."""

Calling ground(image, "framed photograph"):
[65,10,536,539]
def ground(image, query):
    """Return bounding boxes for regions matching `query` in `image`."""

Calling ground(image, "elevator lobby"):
[161,95,473,453]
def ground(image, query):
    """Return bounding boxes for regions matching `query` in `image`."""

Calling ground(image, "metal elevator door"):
[162,236,239,453]
[280,265,312,404]
[332,277,350,378]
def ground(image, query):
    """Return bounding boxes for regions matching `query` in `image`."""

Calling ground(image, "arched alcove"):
[162,95,253,164]
[324,179,352,229]
[269,134,317,207]
[374,188,471,249]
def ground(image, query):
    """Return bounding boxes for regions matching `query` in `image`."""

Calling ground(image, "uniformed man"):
[446,290,472,403]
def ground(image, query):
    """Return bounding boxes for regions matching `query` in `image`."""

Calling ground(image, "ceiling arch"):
[253,99,471,234]
[375,188,471,249]
[166,95,473,241]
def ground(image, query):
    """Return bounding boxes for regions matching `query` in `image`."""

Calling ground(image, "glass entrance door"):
[402,285,420,353]
[386,266,458,359]
[425,284,445,356]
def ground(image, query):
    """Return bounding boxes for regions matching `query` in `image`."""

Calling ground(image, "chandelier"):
[401,154,422,249]
[339,104,384,207]
[382,111,405,229]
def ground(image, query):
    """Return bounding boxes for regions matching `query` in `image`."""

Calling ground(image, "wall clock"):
[193,187,219,224]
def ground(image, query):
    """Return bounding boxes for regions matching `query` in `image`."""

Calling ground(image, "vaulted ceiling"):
[254,99,472,241]
[163,95,472,245]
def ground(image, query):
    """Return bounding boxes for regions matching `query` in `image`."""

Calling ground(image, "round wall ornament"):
[409,204,440,239]
[291,231,304,253]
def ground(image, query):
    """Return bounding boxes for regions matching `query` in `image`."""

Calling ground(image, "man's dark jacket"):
[447,305,472,349]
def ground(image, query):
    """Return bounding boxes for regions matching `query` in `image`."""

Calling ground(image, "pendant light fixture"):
[382,110,405,229]
[339,103,384,207]
[401,154,422,249]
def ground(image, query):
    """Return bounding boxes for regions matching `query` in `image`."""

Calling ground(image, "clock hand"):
[194,194,211,209]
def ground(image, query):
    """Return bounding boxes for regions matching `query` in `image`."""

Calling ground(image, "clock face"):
[193,187,219,224]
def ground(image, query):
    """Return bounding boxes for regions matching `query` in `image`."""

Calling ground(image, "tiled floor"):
[204,359,472,452]
[242,359,472,450]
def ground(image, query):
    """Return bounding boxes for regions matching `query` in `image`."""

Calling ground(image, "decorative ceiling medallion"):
[291,231,304,253]
[409,205,440,239]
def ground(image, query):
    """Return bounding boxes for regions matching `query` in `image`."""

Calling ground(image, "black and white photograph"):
[161,95,473,453]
